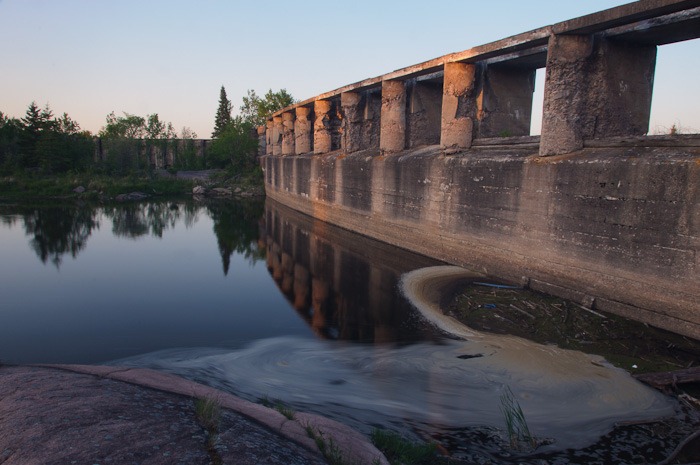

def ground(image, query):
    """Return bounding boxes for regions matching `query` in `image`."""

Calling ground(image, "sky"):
[1,0,697,138]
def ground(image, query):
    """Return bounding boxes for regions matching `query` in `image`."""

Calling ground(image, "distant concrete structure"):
[95,138,211,169]
[261,0,700,339]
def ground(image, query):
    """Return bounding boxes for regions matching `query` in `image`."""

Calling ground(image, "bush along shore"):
[0,168,265,202]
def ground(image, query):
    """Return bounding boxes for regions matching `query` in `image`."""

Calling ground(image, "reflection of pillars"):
[293,263,310,310]
[281,252,294,293]
[282,111,296,156]
[341,91,363,153]
[294,106,312,154]
[314,100,332,154]
[332,245,343,338]
[441,62,476,150]
[311,277,329,333]
[540,34,656,156]
[269,243,283,281]
[368,267,395,343]
[380,80,406,153]
[257,126,267,158]
[272,116,283,156]
[265,120,274,155]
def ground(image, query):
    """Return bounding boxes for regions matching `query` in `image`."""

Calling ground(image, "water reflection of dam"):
[262,198,443,343]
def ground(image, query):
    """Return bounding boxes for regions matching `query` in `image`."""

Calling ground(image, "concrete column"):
[294,106,312,154]
[265,120,274,155]
[540,34,656,156]
[257,126,267,158]
[477,66,535,138]
[282,111,295,156]
[314,100,332,154]
[380,80,406,153]
[341,91,363,153]
[272,116,283,156]
[441,63,476,149]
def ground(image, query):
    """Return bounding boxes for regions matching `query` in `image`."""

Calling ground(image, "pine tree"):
[19,101,44,168]
[212,85,232,138]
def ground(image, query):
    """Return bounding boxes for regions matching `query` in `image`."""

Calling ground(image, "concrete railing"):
[259,0,700,158]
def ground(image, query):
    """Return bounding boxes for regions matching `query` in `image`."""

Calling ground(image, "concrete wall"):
[260,1,700,339]
[263,145,700,339]
[95,138,211,169]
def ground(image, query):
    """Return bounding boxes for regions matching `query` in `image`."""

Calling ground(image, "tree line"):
[0,87,293,177]
[208,86,293,172]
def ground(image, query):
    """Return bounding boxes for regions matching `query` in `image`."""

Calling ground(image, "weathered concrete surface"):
[272,115,283,156]
[539,35,656,156]
[313,100,332,154]
[0,365,389,465]
[476,65,535,138]
[269,1,699,118]
[379,80,406,153]
[282,111,296,156]
[294,106,312,154]
[262,143,700,340]
[94,138,211,170]
[341,91,364,153]
[440,62,476,150]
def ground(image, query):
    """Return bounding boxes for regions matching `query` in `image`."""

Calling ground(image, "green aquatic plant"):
[500,386,536,450]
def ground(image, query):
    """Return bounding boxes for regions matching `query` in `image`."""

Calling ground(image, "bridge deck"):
[274,0,700,115]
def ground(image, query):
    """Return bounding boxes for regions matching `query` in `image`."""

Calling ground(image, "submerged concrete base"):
[262,142,700,340]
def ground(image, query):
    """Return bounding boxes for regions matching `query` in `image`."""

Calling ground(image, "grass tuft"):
[195,396,221,433]
[194,397,223,465]
[370,429,438,465]
[305,424,349,465]
[500,386,536,450]
[259,396,296,420]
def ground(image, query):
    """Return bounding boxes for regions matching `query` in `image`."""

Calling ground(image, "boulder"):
[192,186,207,195]
[210,187,232,196]
[115,192,149,202]
[73,186,86,194]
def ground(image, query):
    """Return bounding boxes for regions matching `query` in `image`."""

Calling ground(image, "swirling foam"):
[113,266,677,451]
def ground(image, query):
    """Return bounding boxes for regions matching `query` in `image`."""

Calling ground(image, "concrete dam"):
[259,0,700,340]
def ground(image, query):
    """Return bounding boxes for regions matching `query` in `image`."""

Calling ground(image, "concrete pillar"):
[540,34,656,156]
[380,80,406,153]
[282,111,295,156]
[314,100,332,154]
[477,66,535,138]
[272,116,283,156]
[341,91,363,153]
[441,63,477,149]
[294,106,312,154]
[257,126,266,158]
[265,120,274,155]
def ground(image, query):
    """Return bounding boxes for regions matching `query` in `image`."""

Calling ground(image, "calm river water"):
[0,198,695,463]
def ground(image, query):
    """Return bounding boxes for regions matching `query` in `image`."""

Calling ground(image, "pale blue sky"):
[1,0,697,137]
